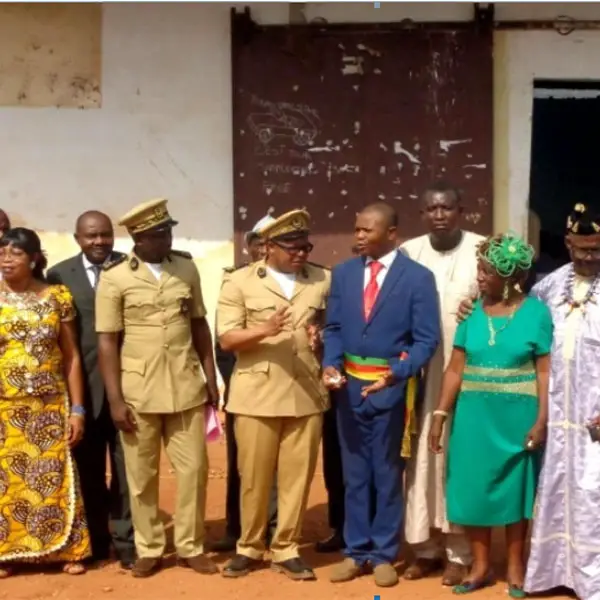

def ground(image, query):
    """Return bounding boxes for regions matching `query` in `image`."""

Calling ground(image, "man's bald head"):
[75,210,112,234]
[74,210,115,265]
[0,209,11,236]
[360,202,398,229]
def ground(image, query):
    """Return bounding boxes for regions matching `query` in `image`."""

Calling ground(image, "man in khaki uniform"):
[217,209,330,581]
[96,198,220,578]
[212,214,279,553]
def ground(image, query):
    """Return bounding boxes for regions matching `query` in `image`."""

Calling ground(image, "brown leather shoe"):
[177,554,219,574]
[373,563,399,587]
[222,554,262,578]
[442,562,468,586]
[271,557,316,581]
[330,558,363,583]
[132,557,162,578]
[404,558,444,580]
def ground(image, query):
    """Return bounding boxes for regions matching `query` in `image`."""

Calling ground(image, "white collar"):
[365,248,397,269]
[81,253,108,271]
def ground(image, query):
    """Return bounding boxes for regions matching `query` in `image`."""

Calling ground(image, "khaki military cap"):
[260,209,311,241]
[118,198,178,235]
[244,214,276,245]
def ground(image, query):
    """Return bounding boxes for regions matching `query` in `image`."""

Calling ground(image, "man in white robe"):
[524,203,600,600]
[401,182,482,586]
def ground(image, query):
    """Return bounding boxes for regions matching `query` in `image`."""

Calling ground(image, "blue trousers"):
[336,378,405,566]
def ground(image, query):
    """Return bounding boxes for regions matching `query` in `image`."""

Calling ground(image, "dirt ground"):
[1,424,571,600]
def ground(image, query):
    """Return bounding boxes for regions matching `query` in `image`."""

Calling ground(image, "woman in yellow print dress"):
[0,228,91,577]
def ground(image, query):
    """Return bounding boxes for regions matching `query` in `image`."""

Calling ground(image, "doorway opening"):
[528,78,600,278]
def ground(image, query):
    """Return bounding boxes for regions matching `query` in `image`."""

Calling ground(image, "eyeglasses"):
[273,241,314,255]
[571,247,600,260]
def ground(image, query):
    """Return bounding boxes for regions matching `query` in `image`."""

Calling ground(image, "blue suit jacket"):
[323,252,441,411]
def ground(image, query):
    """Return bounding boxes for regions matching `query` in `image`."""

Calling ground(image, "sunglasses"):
[272,241,314,255]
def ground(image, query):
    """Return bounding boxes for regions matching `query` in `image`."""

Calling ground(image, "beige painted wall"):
[0,3,101,108]
[3,2,600,326]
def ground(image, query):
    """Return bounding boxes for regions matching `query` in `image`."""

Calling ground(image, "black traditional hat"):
[566,203,600,236]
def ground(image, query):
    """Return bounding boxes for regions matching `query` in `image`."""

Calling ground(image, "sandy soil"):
[0,423,572,600]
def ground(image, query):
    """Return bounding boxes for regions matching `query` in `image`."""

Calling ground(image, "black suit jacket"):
[47,252,125,419]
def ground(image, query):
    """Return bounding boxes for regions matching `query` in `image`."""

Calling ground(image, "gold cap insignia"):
[118,198,178,235]
[260,209,311,241]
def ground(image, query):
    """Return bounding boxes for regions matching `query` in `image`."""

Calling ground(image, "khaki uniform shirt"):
[95,252,207,414]
[217,261,331,418]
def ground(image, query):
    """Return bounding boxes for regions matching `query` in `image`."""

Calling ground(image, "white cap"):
[245,215,275,244]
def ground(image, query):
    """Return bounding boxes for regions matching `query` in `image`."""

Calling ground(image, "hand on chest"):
[244,292,325,330]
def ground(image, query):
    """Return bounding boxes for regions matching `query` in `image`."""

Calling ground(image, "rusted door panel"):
[232,22,493,267]
[363,31,493,237]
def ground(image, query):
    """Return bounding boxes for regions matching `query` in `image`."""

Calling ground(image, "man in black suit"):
[47,210,135,568]
[210,217,278,552]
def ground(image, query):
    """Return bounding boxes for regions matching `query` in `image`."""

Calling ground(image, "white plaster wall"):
[3,1,600,311]
[1,3,233,254]
[0,3,236,325]
[496,28,600,236]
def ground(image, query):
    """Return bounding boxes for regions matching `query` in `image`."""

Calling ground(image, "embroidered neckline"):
[561,265,600,315]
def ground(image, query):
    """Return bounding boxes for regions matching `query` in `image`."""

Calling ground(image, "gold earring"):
[514,282,522,293]
[503,282,510,302]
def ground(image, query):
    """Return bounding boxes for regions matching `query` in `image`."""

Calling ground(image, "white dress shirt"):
[267,266,296,300]
[145,262,163,280]
[81,254,106,288]
[364,248,398,289]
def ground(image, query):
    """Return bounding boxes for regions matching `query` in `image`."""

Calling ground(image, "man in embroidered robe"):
[323,202,440,587]
[524,203,600,600]
[401,182,482,585]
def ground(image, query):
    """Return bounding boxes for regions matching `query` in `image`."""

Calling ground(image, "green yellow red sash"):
[342,353,418,459]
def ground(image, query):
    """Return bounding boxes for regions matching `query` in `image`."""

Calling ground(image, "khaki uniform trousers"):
[235,413,322,562]
[120,404,208,558]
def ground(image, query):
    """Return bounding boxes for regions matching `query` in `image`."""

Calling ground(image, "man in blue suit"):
[323,202,440,587]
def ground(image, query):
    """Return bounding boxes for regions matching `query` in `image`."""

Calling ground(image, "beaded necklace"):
[561,265,600,315]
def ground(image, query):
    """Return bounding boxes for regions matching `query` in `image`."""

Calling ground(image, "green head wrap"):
[479,232,534,278]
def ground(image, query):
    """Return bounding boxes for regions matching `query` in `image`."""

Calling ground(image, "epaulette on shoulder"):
[171,249,192,259]
[102,255,127,271]
[223,263,247,274]
[307,261,331,271]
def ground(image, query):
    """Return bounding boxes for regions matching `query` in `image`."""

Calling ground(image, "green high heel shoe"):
[452,572,495,595]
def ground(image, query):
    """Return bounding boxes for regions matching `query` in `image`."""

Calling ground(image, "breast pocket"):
[124,300,157,321]
[245,301,277,327]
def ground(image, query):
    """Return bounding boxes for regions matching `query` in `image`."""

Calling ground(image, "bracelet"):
[433,409,449,418]
[71,405,86,418]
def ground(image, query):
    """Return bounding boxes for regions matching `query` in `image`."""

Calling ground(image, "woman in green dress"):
[429,233,553,597]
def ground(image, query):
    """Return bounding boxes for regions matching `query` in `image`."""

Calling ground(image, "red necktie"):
[364,260,384,319]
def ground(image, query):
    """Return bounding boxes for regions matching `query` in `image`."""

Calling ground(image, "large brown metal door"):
[231,12,493,267]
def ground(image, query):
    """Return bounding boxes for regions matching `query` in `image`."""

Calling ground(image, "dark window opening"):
[528,78,600,280]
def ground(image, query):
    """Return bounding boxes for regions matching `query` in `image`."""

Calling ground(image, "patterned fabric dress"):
[0,284,90,563]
